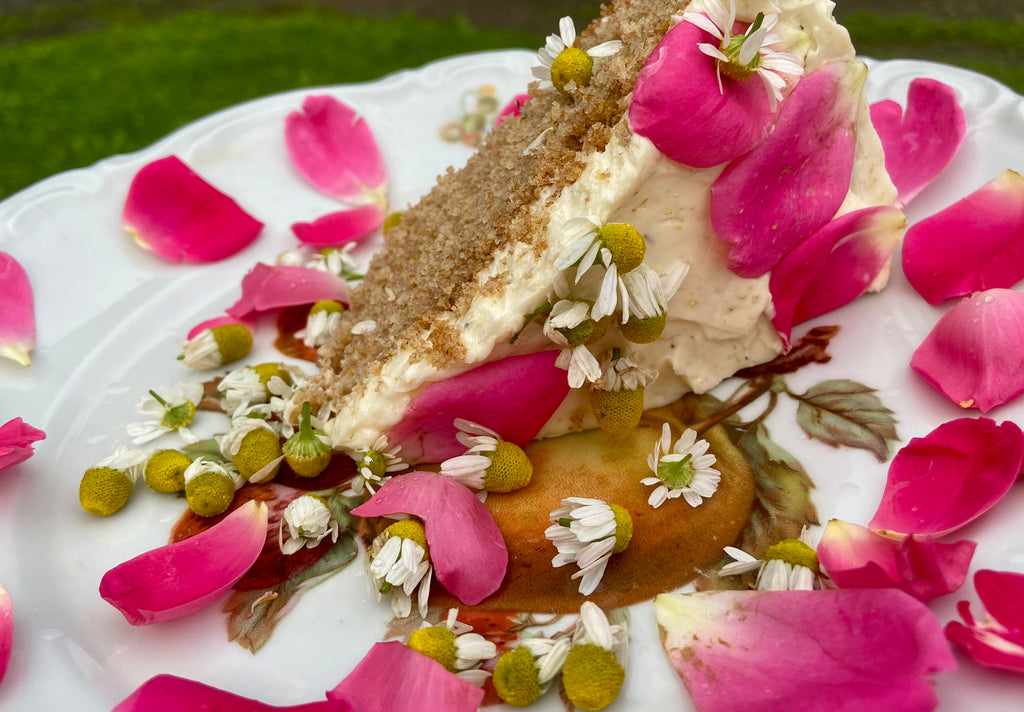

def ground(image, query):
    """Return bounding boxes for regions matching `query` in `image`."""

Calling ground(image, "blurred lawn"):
[0,5,1021,199]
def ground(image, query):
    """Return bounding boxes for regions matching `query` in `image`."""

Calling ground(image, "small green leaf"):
[793,379,899,462]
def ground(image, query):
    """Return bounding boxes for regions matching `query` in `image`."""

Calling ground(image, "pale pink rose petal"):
[656,589,955,712]
[186,315,253,341]
[100,500,269,625]
[0,417,46,473]
[123,156,264,263]
[869,417,1024,537]
[870,78,966,207]
[495,93,532,126]
[285,95,387,204]
[910,288,1024,412]
[226,263,349,319]
[112,674,351,712]
[629,20,775,168]
[0,582,11,685]
[351,471,508,605]
[817,519,975,602]
[946,569,1024,673]
[290,204,386,247]
[0,252,36,366]
[711,60,863,277]
[384,351,571,464]
[769,206,905,348]
[902,170,1024,304]
[328,641,485,712]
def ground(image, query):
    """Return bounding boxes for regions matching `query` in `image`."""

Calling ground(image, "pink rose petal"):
[112,674,351,712]
[946,569,1024,673]
[910,288,1024,412]
[769,206,905,348]
[656,589,955,712]
[869,417,1023,537]
[290,204,386,247]
[0,252,36,366]
[351,472,507,605]
[711,60,863,277]
[328,641,485,712]
[495,93,531,126]
[100,500,269,625]
[186,315,253,341]
[0,417,46,473]
[0,582,11,685]
[226,263,349,319]
[817,519,975,602]
[123,156,264,263]
[902,170,1024,304]
[285,95,387,204]
[870,78,966,207]
[629,19,775,168]
[384,351,571,464]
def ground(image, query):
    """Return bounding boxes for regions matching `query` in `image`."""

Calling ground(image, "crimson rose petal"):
[112,674,350,712]
[0,251,36,366]
[946,569,1024,673]
[226,263,348,319]
[290,205,386,247]
[869,418,1024,537]
[0,418,46,473]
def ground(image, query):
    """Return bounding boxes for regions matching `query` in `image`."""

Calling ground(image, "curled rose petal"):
[629,19,775,168]
[328,641,485,712]
[817,519,975,602]
[384,351,571,464]
[946,569,1024,673]
[113,674,351,712]
[0,582,11,685]
[100,500,269,625]
[290,204,386,247]
[495,93,532,126]
[902,170,1024,304]
[711,60,863,277]
[226,263,349,319]
[0,252,36,366]
[123,156,264,263]
[910,288,1024,411]
[285,95,387,204]
[869,418,1023,537]
[186,315,252,341]
[0,417,46,473]
[351,472,507,605]
[769,206,905,348]
[656,589,955,712]
[870,78,966,207]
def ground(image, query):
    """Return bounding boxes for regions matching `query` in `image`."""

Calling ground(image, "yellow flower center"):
[483,441,534,493]
[589,387,644,439]
[210,323,253,365]
[493,647,543,707]
[232,427,284,480]
[550,47,594,93]
[252,362,293,391]
[609,504,632,554]
[406,626,458,672]
[79,466,134,516]
[185,470,236,517]
[596,223,645,274]
[144,449,191,493]
[309,300,344,316]
[561,644,625,711]
[763,538,820,574]
[384,519,429,557]
[620,312,666,344]
[383,211,403,235]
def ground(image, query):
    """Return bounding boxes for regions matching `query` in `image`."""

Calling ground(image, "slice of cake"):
[298,0,900,459]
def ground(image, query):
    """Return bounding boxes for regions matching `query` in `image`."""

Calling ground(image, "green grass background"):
[1,4,1021,199]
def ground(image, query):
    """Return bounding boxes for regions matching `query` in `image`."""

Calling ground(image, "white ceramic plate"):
[2,49,1024,711]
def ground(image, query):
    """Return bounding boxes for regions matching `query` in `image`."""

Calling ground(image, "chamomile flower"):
[642,422,720,508]
[544,298,605,389]
[562,602,629,710]
[279,494,339,555]
[350,434,408,495]
[367,519,433,619]
[682,0,804,108]
[219,414,284,483]
[439,419,533,494]
[78,446,148,516]
[532,16,623,94]
[545,497,633,596]
[282,401,333,478]
[720,528,821,590]
[589,348,656,438]
[126,382,203,444]
[218,366,268,415]
[297,300,344,349]
[183,458,245,517]
[178,323,253,370]
[493,635,571,706]
[406,608,497,685]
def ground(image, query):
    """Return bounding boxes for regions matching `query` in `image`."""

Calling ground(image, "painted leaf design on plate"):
[793,380,898,462]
